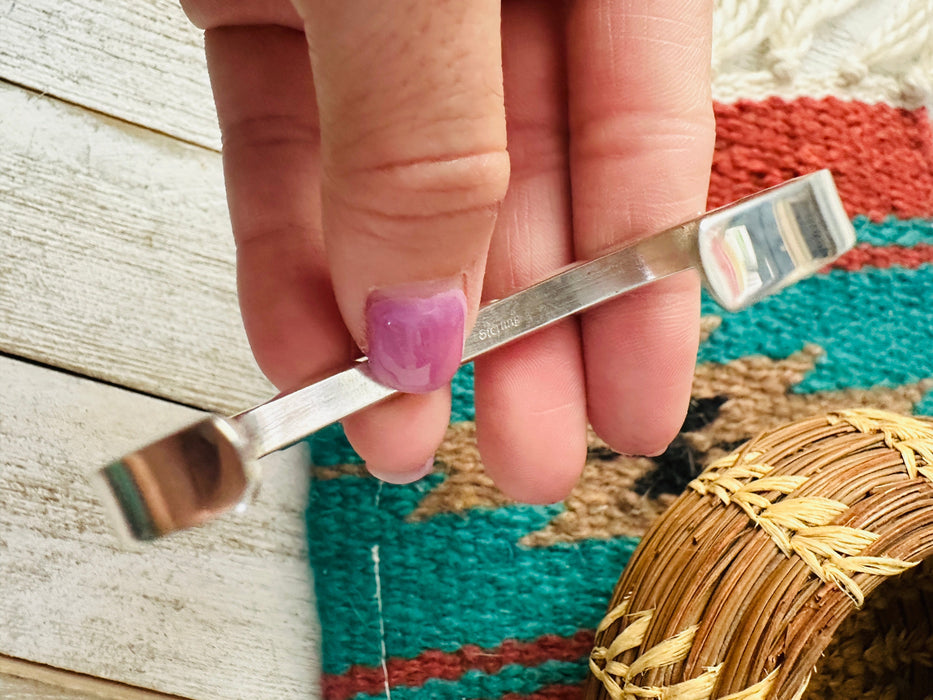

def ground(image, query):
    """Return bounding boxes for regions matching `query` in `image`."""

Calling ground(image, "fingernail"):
[365,282,466,393]
[645,443,673,458]
[367,457,436,485]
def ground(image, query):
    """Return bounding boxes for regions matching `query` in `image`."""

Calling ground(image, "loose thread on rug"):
[371,544,392,700]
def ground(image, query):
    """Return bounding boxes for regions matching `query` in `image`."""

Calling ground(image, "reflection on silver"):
[698,169,852,311]
[93,170,856,542]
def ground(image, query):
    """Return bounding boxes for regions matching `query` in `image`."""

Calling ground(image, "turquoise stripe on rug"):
[854,216,933,246]
[699,266,933,393]
[307,471,636,675]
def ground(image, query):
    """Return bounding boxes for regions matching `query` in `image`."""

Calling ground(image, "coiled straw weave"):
[585,409,933,700]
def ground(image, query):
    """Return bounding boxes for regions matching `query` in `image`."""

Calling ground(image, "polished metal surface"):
[91,415,259,545]
[94,170,856,541]
[697,169,853,311]
[238,220,702,461]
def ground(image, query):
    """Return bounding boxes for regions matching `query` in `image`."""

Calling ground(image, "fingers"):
[341,390,450,483]
[288,0,509,478]
[204,24,354,391]
[293,0,509,389]
[202,18,459,480]
[197,0,712,494]
[568,0,715,455]
[473,0,587,503]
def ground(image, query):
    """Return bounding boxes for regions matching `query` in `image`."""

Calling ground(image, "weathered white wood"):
[0,355,321,700]
[0,656,178,699]
[0,0,220,150]
[0,80,274,414]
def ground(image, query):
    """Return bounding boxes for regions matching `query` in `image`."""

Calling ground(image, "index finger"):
[291,0,510,477]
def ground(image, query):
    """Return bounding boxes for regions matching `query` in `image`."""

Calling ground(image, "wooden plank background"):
[1,356,320,699]
[0,0,219,150]
[0,79,272,414]
[0,1,320,696]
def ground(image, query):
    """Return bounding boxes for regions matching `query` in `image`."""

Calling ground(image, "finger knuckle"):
[573,110,714,164]
[328,148,511,227]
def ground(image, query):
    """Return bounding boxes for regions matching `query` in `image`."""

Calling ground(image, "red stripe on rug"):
[320,631,595,700]
[709,97,933,220]
[829,243,933,272]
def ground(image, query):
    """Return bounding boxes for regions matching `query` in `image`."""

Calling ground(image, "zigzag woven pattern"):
[306,2,933,698]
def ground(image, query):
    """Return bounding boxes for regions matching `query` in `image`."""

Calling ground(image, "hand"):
[182,0,714,503]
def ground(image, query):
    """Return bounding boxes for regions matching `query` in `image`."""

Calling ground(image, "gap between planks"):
[0,0,221,150]
[0,349,205,414]
[0,77,273,414]
[0,75,217,156]
[0,354,321,699]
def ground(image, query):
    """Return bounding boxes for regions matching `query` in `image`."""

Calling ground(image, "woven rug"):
[305,2,933,698]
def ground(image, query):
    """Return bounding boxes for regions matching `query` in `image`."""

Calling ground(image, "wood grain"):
[0,0,220,150]
[0,79,274,414]
[0,675,105,700]
[0,355,321,700]
[0,656,181,699]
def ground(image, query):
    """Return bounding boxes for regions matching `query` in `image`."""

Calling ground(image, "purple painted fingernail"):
[365,283,467,393]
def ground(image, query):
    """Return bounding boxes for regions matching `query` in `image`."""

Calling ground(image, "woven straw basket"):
[584,409,933,700]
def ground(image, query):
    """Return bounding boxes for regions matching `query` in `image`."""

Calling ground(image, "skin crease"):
[181,0,714,503]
